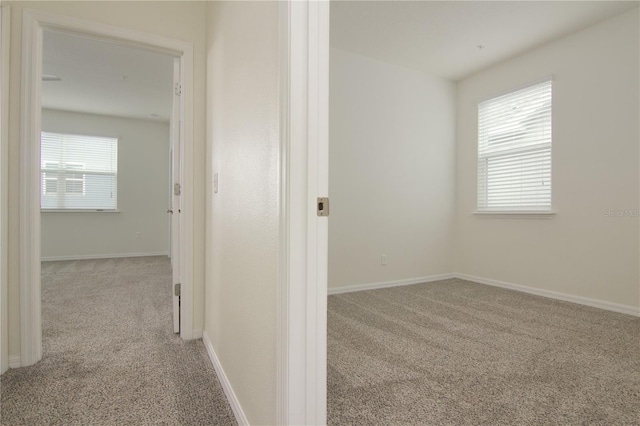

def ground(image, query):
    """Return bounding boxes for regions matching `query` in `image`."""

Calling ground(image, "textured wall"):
[329,48,456,289]
[455,9,640,309]
[205,1,279,424]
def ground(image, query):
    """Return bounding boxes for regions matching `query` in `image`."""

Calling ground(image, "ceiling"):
[42,30,175,122]
[41,2,638,118]
[331,0,639,81]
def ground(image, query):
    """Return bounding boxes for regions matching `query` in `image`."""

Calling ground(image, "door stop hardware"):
[317,197,330,217]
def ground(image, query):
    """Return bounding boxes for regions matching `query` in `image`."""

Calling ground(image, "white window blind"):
[41,132,118,210]
[478,79,552,212]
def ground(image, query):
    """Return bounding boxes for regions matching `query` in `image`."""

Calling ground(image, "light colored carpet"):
[1,256,236,425]
[328,278,640,425]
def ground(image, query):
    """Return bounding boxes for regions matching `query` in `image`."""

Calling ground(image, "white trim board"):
[41,252,169,262]
[328,272,639,317]
[202,332,249,426]
[277,2,329,425]
[328,274,456,295]
[455,273,640,317]
[8,355,21,369]
[1,4,11,376]
[19,8,196,366]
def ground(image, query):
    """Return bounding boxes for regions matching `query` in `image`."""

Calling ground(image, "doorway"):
[40,28,180,337]
[19,10,196,366]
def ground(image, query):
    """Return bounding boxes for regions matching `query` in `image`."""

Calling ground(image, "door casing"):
[19,8,196,366]
[276,1,329,424]
[171,57,181,334]
[0,4,10,375]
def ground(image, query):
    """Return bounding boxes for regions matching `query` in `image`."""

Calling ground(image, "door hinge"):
[174,83,182,96]
[174,283,181,297]
[317,197,329,217]
[174,183,181,196]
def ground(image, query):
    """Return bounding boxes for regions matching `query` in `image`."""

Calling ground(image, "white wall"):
[205,1,279,424]
[455,9,640,310]
[41,109,170,260]
[6,0,206,362]
[329,48,456,290]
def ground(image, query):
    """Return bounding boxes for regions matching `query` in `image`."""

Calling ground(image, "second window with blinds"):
[41,132,119,211]
[477,79,553,213]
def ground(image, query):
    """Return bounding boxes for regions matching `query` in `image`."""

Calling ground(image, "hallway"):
[0,257,235,425]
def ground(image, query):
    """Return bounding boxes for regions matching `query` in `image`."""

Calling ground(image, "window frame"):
[475,78,555,217]
[40,131,119,212]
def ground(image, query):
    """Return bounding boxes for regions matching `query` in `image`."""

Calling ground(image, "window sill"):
[473,211,556,219]
[41,209,120,213]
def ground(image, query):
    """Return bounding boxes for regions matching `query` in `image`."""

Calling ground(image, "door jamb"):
[0,4,10,375]
[20,9,196,366]
[277,1,329,424]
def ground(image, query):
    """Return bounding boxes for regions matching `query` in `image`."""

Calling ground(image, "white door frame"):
[0,4,11,375]
[277,1,329,424]
[19,9,196,366]
[170,58,181,334]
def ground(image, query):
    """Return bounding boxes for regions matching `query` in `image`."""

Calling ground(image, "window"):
[42,161,85,195]
[41,132,118,210]
[477,79,552,212]
[42,161,60,194]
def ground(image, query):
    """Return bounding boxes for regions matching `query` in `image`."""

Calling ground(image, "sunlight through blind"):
[478,79,552,211]
[41,132,118,210]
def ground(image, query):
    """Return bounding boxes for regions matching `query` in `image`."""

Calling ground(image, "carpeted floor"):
[1,256,236,426]
[5,263,639,425]
[328,278,640,425]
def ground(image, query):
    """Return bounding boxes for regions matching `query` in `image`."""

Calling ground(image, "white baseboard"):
[41,252,169,262]
[192,329,203,339]
[455,273,640,317]
[8,355,21,368]
[328,272,639,317]
[202,332,249,426]
[328,274,455,295]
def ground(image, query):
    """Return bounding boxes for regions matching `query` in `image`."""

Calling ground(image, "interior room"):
[32,30,210,420]
[327,2,639,424]
[2,3,237,423]
[1,1,638,425]
[41,30,173,260]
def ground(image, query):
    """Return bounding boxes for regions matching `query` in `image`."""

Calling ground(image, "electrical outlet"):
[381,255,387,266]
[136,232,142,239]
